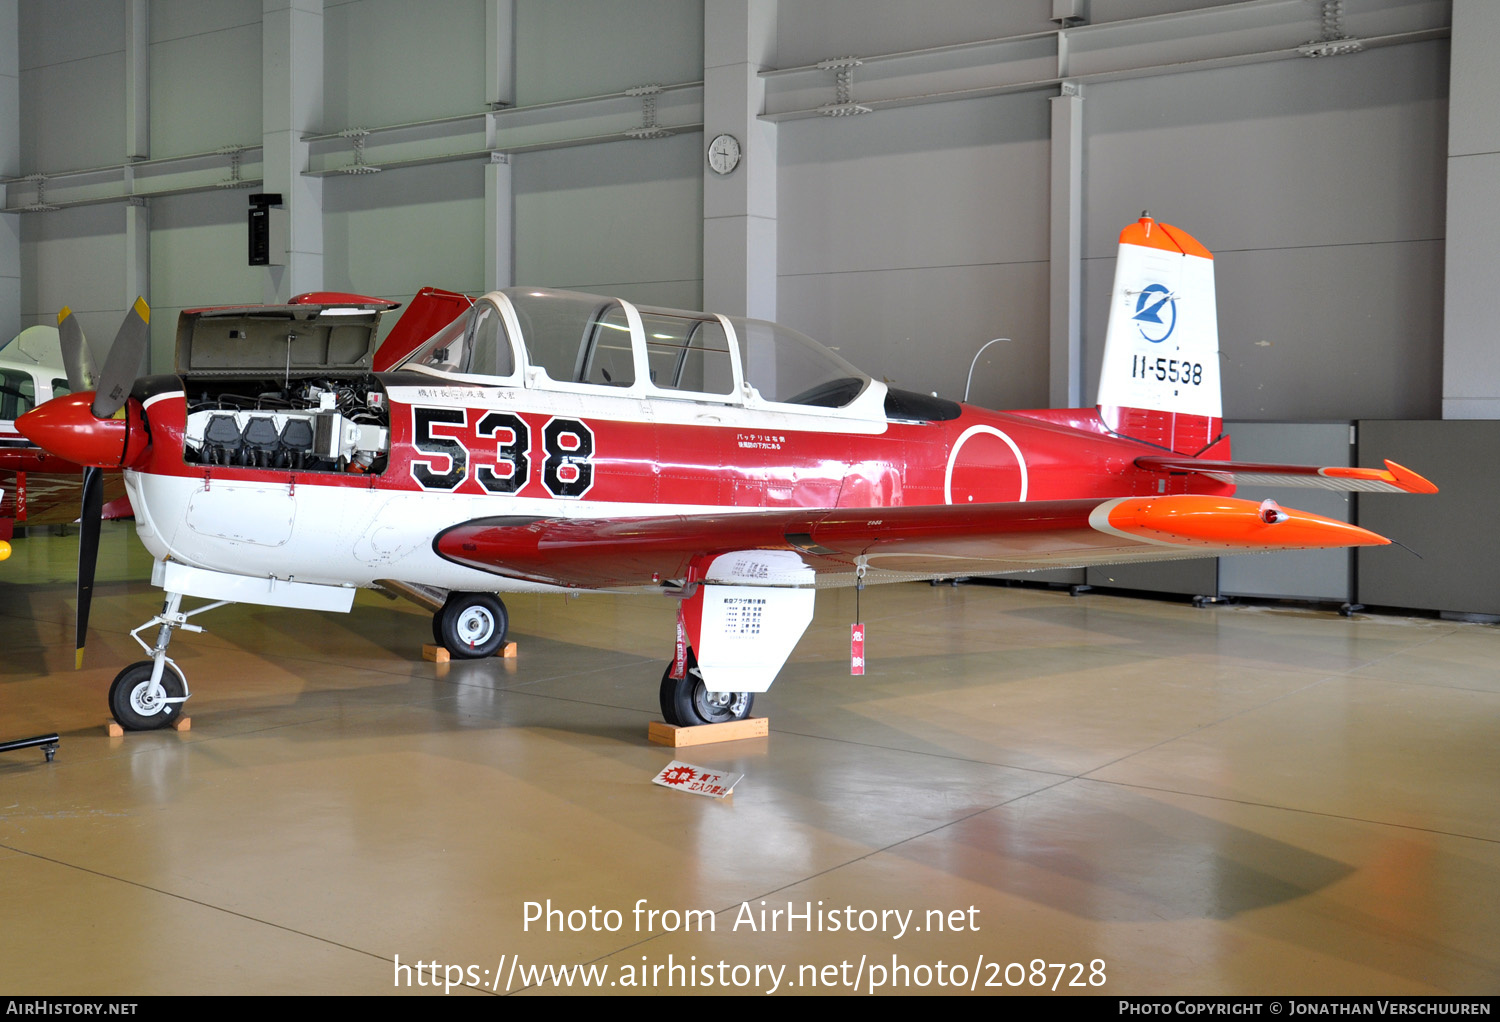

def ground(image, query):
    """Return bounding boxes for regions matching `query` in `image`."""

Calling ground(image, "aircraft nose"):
[16,392,143,468]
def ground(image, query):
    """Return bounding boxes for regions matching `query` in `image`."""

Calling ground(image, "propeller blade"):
[57,307,96,393]
[75,466,104,670]
[90,297,150,419]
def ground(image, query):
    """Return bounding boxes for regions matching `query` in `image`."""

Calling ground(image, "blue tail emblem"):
[1133,284,1176,343]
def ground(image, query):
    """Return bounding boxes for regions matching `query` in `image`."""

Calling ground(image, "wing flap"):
[433,495,1391,590]
[1136,456,1437,494]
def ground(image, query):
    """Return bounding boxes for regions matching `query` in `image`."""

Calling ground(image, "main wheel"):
[108,660,187,732]
[437,592,508,659]
[659,651,754,726]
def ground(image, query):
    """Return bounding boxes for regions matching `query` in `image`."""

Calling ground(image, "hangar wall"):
[1081,40,1448,421]
[0,0,1482,425]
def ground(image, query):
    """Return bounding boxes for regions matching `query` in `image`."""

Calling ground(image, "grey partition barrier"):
[1356,420,1500,618]
[1217,421,1356,603]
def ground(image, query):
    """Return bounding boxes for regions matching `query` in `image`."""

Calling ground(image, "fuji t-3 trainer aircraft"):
[18,216,1434,731]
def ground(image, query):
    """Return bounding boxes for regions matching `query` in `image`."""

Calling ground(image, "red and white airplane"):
[1,324,73,541]
[17,215,1435,731]
[1,315,132,542]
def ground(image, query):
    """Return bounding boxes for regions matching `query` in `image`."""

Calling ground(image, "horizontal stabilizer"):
[1136,456,1437,494]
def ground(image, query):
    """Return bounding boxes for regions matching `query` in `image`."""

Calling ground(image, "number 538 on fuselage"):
[17,216,1435,731]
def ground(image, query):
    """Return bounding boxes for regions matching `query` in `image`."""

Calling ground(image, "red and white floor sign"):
[652,760,742,799]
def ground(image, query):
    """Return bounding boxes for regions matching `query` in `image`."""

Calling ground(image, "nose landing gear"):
[109,590,228,731]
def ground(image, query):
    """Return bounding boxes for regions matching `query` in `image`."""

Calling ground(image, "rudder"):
[1096,214,1223,456]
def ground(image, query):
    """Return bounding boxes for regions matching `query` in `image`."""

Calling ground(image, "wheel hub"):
[698,688,751,719]
[129,682,166,716]
[456,607,495,646]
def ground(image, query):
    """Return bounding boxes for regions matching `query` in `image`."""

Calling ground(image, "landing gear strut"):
[434,592,508,659]
[111,591,226,731]
[659,649,754,727]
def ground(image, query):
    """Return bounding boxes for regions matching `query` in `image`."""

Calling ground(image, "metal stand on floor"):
[0,733,60,762]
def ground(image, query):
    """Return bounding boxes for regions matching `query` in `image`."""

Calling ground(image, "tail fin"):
[1096,214,1223,456]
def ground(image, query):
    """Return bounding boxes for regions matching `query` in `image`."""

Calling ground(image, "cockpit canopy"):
[400,287,872,411]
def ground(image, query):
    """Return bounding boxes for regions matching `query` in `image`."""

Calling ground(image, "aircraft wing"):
[433,494,1391,590]
[0,446,79,475]
[1135,456,1437,494]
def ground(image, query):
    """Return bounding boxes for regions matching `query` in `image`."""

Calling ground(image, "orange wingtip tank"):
[1095,495,1390,549]
[1118,214,1214,260]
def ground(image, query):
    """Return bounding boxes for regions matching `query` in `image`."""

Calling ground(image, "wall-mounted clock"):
[707,133,741,175]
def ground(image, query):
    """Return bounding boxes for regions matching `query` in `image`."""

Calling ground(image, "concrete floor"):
[2,523,1498,996]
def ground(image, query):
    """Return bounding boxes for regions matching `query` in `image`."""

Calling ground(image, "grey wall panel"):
[513,133,703,306]
[149,190,260,306]
[778,261,1049,411]
[324,0,487,129]
[18,0,122,71]
[1087,0,1248,22]
[777,94,1050,277]
[149,190,262,371]
[1218,421,1354,602]
[514,0,704,105]
[322,161,486,300]
[19,204,124,343]
[583,280,702,313]
[1442,152,1500,419]
[1083,41,1447,259]
[1214,241,1442,421]
[1086,556,1217,598]
[1356,419,1500,617]
[150,21,261,157]
[149,1,261,45]
[777,92,1050,407]
[1447,0,1500,159]
[18,51,125,173]
[1443,3,1500,417]
[1082,237,1444,422]
[990,568,1085,585]
[773,0,1053,69]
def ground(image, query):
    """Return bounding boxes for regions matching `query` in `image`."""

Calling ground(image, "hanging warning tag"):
[850,623,866,676]
[672,610,688,680]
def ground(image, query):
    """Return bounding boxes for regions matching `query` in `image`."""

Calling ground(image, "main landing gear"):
[659,649,755,727]
[432,591,509,659]
[110,591,227,731]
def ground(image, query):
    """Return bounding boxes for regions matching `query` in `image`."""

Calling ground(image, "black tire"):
[659,651,754,726]
[108,660,187,731]
[438,592,508,659]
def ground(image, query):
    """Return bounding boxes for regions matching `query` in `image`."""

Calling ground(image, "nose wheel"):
[434,592,508,659]
[109,660,188,731]
[659,650,754,727]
